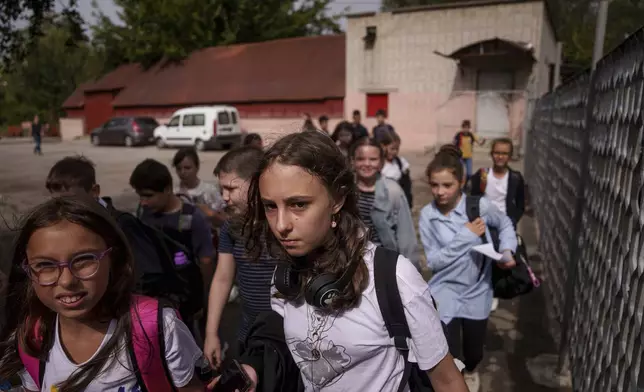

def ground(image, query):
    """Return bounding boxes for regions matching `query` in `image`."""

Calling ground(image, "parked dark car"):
[90,117,159,147]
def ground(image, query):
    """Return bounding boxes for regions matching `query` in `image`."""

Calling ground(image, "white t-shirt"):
[484,169,509,215]
[20,308,203,392]
[381,157,410,182]
[271,243,448,391]
[175,180,225,211]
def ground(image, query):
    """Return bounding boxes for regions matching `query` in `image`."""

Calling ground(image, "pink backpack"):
[18,295,180,392]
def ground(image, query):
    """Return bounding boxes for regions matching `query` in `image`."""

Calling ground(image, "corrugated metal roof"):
[85,63,145,93]
[61,81,96,109]
[111,34,345,107]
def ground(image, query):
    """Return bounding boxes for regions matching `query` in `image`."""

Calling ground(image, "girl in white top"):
[233,130,468,391]
[172,147,227,227]
[0,196,208,391]
[380,132,411,182]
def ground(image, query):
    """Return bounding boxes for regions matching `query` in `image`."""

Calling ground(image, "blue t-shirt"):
[219,221,277,341]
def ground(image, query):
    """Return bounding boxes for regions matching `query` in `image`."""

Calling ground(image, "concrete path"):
[405,148,570,392]
[0,141,571,391]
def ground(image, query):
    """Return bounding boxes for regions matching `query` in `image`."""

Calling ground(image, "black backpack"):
[393,157,413,208]
[374,246,446,392]
[104,198,204,320]
[464,195,537,299]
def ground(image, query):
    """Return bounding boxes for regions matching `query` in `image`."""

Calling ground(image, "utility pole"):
[592,0,610,70]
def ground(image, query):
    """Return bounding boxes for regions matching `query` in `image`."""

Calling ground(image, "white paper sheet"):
[472,243,503,261]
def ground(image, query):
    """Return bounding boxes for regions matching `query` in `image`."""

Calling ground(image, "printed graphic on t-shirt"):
[288,308,351,389]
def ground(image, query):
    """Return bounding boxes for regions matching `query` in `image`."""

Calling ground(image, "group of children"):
[0,119,526,392]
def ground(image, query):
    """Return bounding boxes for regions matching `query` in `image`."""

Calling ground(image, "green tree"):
[91,0,341,69]
[0,0,84,69]
[1,19,103,126]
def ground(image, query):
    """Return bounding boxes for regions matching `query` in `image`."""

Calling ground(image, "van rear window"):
[217,112,230,125]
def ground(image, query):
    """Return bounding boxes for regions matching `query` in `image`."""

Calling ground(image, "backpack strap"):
[178,202,195,232]
[393,156,403,171]
[453,132,462,147]
[465,196,491,282]
[128,295,178,392]
[465,195,481,224]
[374,247,412,392]
[479,168,488,194]
[17,320,45,389]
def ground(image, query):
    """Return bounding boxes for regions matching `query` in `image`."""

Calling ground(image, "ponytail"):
[426,144,464,180]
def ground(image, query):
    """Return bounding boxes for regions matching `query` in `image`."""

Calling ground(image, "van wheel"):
[156,137,166,149]
[195,139,206,151]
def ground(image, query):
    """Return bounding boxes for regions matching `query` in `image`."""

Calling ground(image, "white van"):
[154,106,242,151]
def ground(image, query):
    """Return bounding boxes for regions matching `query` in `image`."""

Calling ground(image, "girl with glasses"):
[0,196,211,392]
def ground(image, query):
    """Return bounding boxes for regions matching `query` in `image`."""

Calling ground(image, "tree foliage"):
[382,0,644,69]
[0,0,84,70]
[1,19,103,126]
[91,0,341,69]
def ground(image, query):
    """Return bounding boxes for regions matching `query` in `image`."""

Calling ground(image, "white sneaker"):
[228,285,239,303]
[491,297,499,312]
[463,370,480,392]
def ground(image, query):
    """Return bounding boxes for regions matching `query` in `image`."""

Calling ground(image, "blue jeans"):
[33,134,41,154]
[462,158,473,180]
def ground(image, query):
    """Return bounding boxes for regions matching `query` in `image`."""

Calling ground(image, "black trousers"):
[445,317,488,372]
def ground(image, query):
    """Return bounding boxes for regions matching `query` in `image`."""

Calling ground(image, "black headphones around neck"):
[274,258,360,309]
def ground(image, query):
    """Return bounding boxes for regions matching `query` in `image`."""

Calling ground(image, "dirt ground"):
[0,138,570,391]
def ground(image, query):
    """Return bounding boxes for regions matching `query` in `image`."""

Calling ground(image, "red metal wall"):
[84,91,115,134]
[112,98,344,119]
[74,97,343,134]
[65,108,85,118]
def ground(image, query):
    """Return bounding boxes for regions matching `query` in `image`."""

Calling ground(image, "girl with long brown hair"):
[236,130,467,391]
[0,196,207,391]
[419,146,517,392]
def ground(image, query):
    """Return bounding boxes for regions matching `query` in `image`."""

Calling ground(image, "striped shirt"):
[358,190,382,245]
[219,221,277,341]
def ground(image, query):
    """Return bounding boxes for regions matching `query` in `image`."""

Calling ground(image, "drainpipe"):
[554,42,563,88]
[592,0,610,70]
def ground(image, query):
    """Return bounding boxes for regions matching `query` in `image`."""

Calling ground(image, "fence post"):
[556,71,598,374]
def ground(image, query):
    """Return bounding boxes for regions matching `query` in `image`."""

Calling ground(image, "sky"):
[78,0,383,29]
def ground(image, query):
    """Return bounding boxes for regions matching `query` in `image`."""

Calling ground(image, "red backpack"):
[18,295,187,392]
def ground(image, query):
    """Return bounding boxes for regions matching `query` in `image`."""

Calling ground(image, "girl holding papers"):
[418,145,517,392]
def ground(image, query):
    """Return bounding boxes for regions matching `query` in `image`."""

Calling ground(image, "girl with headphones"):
[234,130,468,391]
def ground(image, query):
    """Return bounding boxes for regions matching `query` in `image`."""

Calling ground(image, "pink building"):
[345,0,559,154]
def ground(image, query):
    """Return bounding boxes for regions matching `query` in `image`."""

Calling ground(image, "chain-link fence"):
[526,27,644,391]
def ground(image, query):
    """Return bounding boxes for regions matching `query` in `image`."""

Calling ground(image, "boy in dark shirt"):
[129,159,214,290]
[351,109,369,140]
[372,109,396,143]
